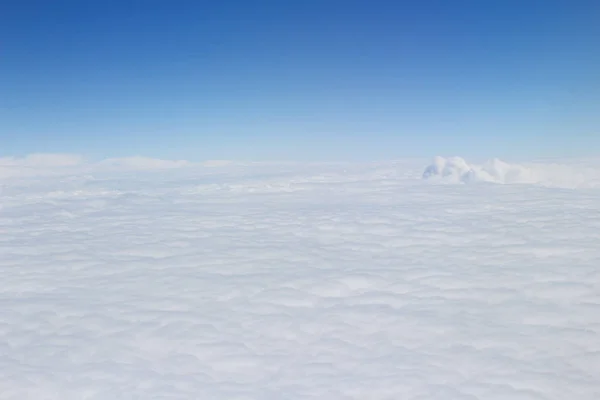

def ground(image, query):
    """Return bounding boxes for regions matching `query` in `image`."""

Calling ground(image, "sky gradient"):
[2,0,599,161]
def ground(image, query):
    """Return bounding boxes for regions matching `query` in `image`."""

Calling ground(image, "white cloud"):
[98,156,192,170]
[0,153,85,167]
[423,156,600,188]
[0,153,85,179]
[0,157,599,398]
[0,154,246,181]
[0,153,199,181]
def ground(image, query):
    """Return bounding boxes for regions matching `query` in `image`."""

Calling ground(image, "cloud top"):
[423,156,600,188]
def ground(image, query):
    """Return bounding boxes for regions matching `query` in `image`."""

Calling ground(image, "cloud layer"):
[1,156,599,398]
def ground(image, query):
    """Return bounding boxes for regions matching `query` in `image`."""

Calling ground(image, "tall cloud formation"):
[423,156,600,188]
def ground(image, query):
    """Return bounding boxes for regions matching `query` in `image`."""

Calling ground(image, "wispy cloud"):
[98,156,192,170]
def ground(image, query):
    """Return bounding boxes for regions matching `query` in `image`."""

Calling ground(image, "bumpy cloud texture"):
[1,154,600,399]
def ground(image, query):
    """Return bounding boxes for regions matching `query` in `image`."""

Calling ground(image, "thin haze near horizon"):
[2,0,599,161]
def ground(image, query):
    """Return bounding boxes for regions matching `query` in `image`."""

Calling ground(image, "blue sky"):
[2,0,599,161]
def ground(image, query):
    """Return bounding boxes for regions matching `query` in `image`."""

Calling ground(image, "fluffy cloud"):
[423,156,600,188]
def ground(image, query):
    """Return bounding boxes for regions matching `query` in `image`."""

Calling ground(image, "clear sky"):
[2,0,599,161]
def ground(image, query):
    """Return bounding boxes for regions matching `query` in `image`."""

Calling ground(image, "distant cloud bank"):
[98,156,191,170]
[0,153,83,168]
[1,153,599,189]
[0,154,207,180]
[423,156,600,188]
